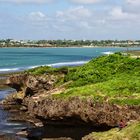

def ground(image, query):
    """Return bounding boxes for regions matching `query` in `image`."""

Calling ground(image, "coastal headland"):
[1,53,140,140]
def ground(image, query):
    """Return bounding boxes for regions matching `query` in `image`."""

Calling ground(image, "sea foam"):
[0,61,88,73]
[102,51,114,55]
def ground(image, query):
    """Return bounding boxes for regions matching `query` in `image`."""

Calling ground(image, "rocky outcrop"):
[6,74,61,97]
[4,74,140,128]
[23,96,140,127]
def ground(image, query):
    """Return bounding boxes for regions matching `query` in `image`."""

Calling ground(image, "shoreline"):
[0,60,89,75]
[0,45,140,49]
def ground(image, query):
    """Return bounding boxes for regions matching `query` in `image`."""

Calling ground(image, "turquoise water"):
[0,47,140,73]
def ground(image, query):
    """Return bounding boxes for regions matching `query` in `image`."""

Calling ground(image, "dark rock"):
[0,132,5,138]
[42,137,73,140]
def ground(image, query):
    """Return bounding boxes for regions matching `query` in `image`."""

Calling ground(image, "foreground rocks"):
[3,74,140,127]
[24,96,140,127]
[2,74,140,139]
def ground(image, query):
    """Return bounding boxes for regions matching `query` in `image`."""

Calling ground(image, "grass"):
[87,121,140,140]
[26,53,140,105]
[64,52,140,87]
[26,65,78,75]
[53,74,140,105]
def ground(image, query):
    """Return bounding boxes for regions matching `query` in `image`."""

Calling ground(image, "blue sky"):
[0,0,140,40]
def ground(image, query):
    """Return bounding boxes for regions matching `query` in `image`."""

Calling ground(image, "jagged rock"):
[24,96,140,127]
[4,74,140,128]
[42,138,73,140]
[6,74,59,97]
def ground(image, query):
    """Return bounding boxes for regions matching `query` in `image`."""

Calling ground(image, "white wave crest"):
[102,51,114,55]
[0,61,89,73]
[48,61,88,67]
[0,68,19,72]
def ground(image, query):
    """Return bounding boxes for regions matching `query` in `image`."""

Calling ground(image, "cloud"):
[0,0,101,4]
[1,1,140,40]
[123,0,140,14]
[56,6,92,21]
[70,0,101,4]
[126,0,140,5]
[109,7,136,20]
[17,11,48,29]
[29,11,46,20]
[0,0,52,4]
[54,6,93,32]
[23,6,107,36]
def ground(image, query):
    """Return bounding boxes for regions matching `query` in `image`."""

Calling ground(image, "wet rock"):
[42,137,73,140]
[34,122,44,127]
[0,132,5,138]
[7,110,41,126]
[16,130,28,137]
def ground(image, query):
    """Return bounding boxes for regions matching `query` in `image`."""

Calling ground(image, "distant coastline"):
[0,39,140,48]
[0,45,140,48]
[1,46,140,49]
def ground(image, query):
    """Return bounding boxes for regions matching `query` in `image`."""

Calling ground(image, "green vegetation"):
[36,40,140,47]
[26,66,71,75]
[26,66,55,75]
[0,39,140,47]
[86,122,140,140]
[64,52,140,87]
[26,53,140,105]
[55,74,140,105]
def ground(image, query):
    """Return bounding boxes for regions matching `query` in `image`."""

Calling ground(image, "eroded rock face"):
[6,74,59,97]
[24,97,140,127]
[5,74,140,128]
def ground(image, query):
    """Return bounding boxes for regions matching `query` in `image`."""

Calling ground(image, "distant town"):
[0,39,140,48]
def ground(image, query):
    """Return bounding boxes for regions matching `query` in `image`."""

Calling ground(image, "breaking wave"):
[0,61,89,73]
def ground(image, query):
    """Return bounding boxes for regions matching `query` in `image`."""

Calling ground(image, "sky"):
[0,0,140,40]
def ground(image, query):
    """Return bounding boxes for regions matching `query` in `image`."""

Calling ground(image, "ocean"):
[0,47,140,73]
